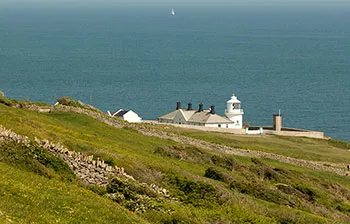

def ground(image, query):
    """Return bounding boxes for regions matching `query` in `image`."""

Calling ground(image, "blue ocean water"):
[0,5,349,141]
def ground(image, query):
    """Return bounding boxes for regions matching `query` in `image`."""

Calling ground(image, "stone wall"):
[263,129,325,139]
[0,125,170,198]
[0,125,131,186]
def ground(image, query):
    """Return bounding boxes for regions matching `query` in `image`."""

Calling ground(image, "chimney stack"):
[210,105,215,114]
[273,113,282,132]
[176,102,181,110]
[187,103,193,111]
[198,103,203,112]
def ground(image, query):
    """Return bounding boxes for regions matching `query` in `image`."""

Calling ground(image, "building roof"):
[158,109,232,124]
[158,110,179,120]
[188,110,232,124]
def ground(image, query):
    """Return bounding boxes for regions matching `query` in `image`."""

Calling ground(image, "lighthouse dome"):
[227,94,241,104]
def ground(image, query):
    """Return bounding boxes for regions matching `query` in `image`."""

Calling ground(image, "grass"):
[161,126,350,164]
[1,101,350,223]
[0,162,146,224]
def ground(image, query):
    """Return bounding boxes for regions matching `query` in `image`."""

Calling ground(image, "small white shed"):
[107,109,142,123]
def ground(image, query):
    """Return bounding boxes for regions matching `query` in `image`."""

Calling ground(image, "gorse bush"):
[166,174,218,207]
[0,141,76,182]
[210,154,239,171]
[0,95,49,107]
[154,145,207,163]
[106,177,163,213]
[204,167,225,182]
[56,96,100,112]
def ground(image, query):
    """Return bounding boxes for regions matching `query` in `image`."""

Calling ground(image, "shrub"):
[0,141,76,182]
[335,201,350,214]
[229,179,292,206]
[250,158,282,182]
[210,155,239,171]
[167,174,217,206]
[106,177,163,213]
[0,95,15,106]
[154,145,207,163]
[294,184,317,202]
[204,167,224,182]
[56,96,100,112]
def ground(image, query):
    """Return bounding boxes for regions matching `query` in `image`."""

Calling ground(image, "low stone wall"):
[0,125,132,186]
[0,125,170,198]
[263,130,325,139]
[35,138,134,186]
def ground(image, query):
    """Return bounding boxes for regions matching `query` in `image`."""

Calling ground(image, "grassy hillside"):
[1,100,350,223]
[0,162,145,224]
[153,124,350,164]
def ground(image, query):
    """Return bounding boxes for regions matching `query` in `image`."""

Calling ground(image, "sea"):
[0,4,349,141]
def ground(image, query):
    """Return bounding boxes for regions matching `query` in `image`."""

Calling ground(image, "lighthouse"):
[225,93,244,129]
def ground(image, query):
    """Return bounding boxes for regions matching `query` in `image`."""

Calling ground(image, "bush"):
[210,155,239,171]
[167,174,217,206]
[106,177,163,213]
[335,201,350,214]
[294,184,317,202]
[154,145,207,163]
[0,141,76,182]
[56,96,100,112]
[229,179,292,206]
[204,167,224,182]
[250,158,282,182]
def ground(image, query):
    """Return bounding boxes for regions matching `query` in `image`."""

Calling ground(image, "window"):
[218,124,221,128]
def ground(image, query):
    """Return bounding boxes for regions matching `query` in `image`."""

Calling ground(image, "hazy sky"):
[1,0,350,6]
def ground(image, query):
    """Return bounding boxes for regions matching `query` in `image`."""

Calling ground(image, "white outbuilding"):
[107,109,142,123]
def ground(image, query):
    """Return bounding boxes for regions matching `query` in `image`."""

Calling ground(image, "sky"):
[1,0,350,7]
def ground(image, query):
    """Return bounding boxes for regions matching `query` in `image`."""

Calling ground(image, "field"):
[1,99,350,223]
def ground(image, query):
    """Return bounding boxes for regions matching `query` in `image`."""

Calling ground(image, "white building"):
[225,94,244,129]
[158,93,244,129]
[107,109,142,123]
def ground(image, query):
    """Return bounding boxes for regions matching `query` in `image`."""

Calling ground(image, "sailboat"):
[171,8,175,16]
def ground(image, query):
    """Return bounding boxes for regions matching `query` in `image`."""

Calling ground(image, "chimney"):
[198,103,203,112]
[187,103,193,110]
[210,105,215,114]
[273,114,282,132]
[176,102,181,110]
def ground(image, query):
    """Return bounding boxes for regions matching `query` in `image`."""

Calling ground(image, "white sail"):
[171,8,175,16]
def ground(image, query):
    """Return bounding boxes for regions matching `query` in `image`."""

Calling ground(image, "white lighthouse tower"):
[225,93,244,129]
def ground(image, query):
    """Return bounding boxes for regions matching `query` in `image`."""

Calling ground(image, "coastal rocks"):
[0,91,4,98]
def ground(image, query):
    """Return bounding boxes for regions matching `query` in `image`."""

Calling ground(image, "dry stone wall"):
[0,125,170,198]
[35,138,134,186]
[0,125,132,186]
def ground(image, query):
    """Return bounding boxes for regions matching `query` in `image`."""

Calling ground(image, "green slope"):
[156,124,350,164]
[1,101,350,223]
[0,162,146,224]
